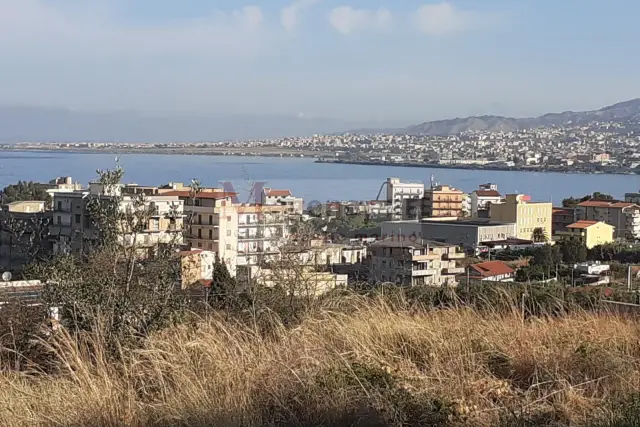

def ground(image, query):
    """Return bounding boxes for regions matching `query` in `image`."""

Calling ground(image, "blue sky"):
[1,0,639,123]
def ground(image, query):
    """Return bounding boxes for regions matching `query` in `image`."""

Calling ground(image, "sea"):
[1,151,639,206]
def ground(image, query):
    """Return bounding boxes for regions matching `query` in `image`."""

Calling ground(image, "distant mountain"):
[349,98,640,136]
[0,106,402,143]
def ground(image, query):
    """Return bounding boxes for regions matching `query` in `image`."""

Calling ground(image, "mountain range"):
[370,98,640,136]
[1,98,640,142]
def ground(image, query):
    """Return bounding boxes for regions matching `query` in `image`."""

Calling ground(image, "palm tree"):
[532,227,548,243]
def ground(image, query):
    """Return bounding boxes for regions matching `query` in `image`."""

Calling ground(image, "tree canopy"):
[562,192,614,208]
[1,181,50,204]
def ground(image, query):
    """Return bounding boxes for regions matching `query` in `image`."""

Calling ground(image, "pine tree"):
[208,255,236,307]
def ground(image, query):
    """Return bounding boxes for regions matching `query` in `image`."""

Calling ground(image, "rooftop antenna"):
[430,174,437,189]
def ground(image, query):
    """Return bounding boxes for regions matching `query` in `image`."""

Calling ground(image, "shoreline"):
[0,147,327,158]
[314,159,638,177]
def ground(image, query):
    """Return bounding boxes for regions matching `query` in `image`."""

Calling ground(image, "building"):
[42,176,83,197]
[179,249,216,289]
[261,188,304,216]
[552,207,577,236]
[405,184,465,219]
[467,261,515,282]
[255,266,348,297]
[162,189,238,276]
[367,238,464,287]
[625,192,640,204]
[0,201,50,272]
[556,220,615,249]
[236,204,287,269]
[470,184,502,218]
[576,200,640,241]
[381,218,516,251]
[384,177,425,220]
[489,194,552,241]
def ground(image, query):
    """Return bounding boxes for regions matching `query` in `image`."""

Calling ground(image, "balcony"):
[413,254,441,262]
[444,251,466,260]
[411,268,438,277]
[442,267,465,275]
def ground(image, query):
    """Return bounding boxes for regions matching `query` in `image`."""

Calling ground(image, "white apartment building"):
[261,188,304,216]
[470,184,502,218]
[385,177,425,220]
[236,204,287,268]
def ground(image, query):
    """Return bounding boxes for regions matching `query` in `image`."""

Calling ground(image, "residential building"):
[490,194,553,241]
[404,184,465,219]
[552,207,577,236]
[367,238,464,287]
[261,188,304,216]
[576,200,640,241]
[236,204,287,269]
[385,177,425,220]
[255,266,348,297]
[470,184,502,218]
[0,201,50,272]
[556,220,615,249]
[42,176,83,197]
[162,189,238,276]
[625,192,640,205]
[467,261,515,282]
[179,249,216,289]
[381,218,516,251]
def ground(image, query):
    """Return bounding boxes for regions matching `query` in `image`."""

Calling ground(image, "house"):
[556,220,615,249]
[467,261,515,282]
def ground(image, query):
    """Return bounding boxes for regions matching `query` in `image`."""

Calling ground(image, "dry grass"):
[2,297,640,427]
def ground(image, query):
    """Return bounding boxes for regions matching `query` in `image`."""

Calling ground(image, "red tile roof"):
[265,189,292,197]
[577,200,637,209]
[567,220,599,229]
[162,190,236,199]
[474,190,501,197]
[469,261,515,278]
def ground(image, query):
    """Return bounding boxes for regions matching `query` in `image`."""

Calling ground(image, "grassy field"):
[2,297,640,426]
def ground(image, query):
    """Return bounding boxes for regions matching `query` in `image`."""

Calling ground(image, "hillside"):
[2,298,640,426]
[355,98,640,136]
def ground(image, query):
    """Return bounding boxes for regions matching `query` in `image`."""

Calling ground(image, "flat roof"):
[420,219,515,227]
[370,238,456,249]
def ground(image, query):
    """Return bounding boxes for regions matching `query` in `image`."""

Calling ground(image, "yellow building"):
[557,220,615,249]
[489,194,552,241]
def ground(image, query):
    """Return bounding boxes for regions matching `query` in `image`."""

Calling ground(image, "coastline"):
[0,147,327,158]
[314,158,638,176]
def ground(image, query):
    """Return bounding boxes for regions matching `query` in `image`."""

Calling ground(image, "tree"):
[562,192,614,208]
[208,255,237,308]
[1,181,50,205]
[532,227,548,243]
[561,240,587,265]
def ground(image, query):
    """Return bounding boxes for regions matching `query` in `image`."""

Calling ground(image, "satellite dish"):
[2,271,12,282]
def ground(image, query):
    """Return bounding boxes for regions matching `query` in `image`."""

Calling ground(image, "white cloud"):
[412,2,478,35]
[328,6,392,35]
[280,0,320,34]
[0,1,268,58]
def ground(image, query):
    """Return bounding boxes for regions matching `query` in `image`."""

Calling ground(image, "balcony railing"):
[442,267,465,275]
[444,251,466,260]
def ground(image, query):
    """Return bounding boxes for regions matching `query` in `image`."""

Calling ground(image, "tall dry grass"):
[2,296,640,427]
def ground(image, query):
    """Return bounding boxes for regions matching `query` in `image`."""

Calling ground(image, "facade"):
[490,194,553,241]
[552,207,577,236]
[576,200,640,241]
[556,220,615,249]
[0,201,50,272]
[236,204,287,269]
[50,185,184,256]
[368,238,464,287]
[405,184,465,219]
[162,190,238,276]
[385,177,425,220]
[261,188,304,216]
[468,261,515,282]
[179,249,216,289]
[381,218,517,250]
[470,184,502,218]
[256,266,348,297]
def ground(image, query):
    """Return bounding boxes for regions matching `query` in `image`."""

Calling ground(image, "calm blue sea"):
[1,151,638,206]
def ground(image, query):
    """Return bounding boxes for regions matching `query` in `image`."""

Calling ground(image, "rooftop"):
[567,220,600,229]
[162,190,236,200]
[577,199,638,209]
[469,261,515,277]
[370,238,456,249]
[420,218,515,227]
[474,190,501,197]
[265,189,292,197]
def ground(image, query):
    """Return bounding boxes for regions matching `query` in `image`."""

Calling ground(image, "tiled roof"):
[265,189,292,197]
[469,261,515,277]
[474,190,501,197]
[577,199,637,208]
[567,220,599,229]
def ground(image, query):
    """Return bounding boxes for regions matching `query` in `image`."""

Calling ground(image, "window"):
[75,214,81,224]
[227,216,232,222]
[57,216,61,225]
[198,229,202,239]
[227,229,231,236]
[57,201,62,211]
[195,199,202,207]
[198,215,202,225]
[209,215,213,225]
[208,229,213,239]
[226,244,231,250]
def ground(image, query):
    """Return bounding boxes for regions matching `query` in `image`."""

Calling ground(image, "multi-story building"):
[470,184,502,218]
[0,201,50,272]
[404,184,465,219]
[385,177,425,220]
[179,249,216,289]
[489,194,552,241]
[367,238,464,287]
[556,220,615,249]
[552,207,577,236]
[576,200,640,241]
[381,218,516,251]
[162,189,238,275]
[261,188,304,216]
[625,192,640,205]
[50,183,185,257]
[236,204,287,269]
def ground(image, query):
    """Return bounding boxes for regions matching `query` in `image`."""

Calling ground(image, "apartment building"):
[179,249,216,289]
[625,192,640,205]
[367,238,464,287]
[162,189,238,276]
[556,220,615,249]
[576,200,640,241]
[470,184,502,218]
[50,184,185,256]
[552,207,577,235]
[404,184,465,219]
[0,201,50,271]
[385,177,425,220]
[236,204,287,269]
[490,194,552,241]
[261,188,304,216]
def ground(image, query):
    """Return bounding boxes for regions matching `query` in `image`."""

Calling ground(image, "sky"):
[1,0,640,123]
